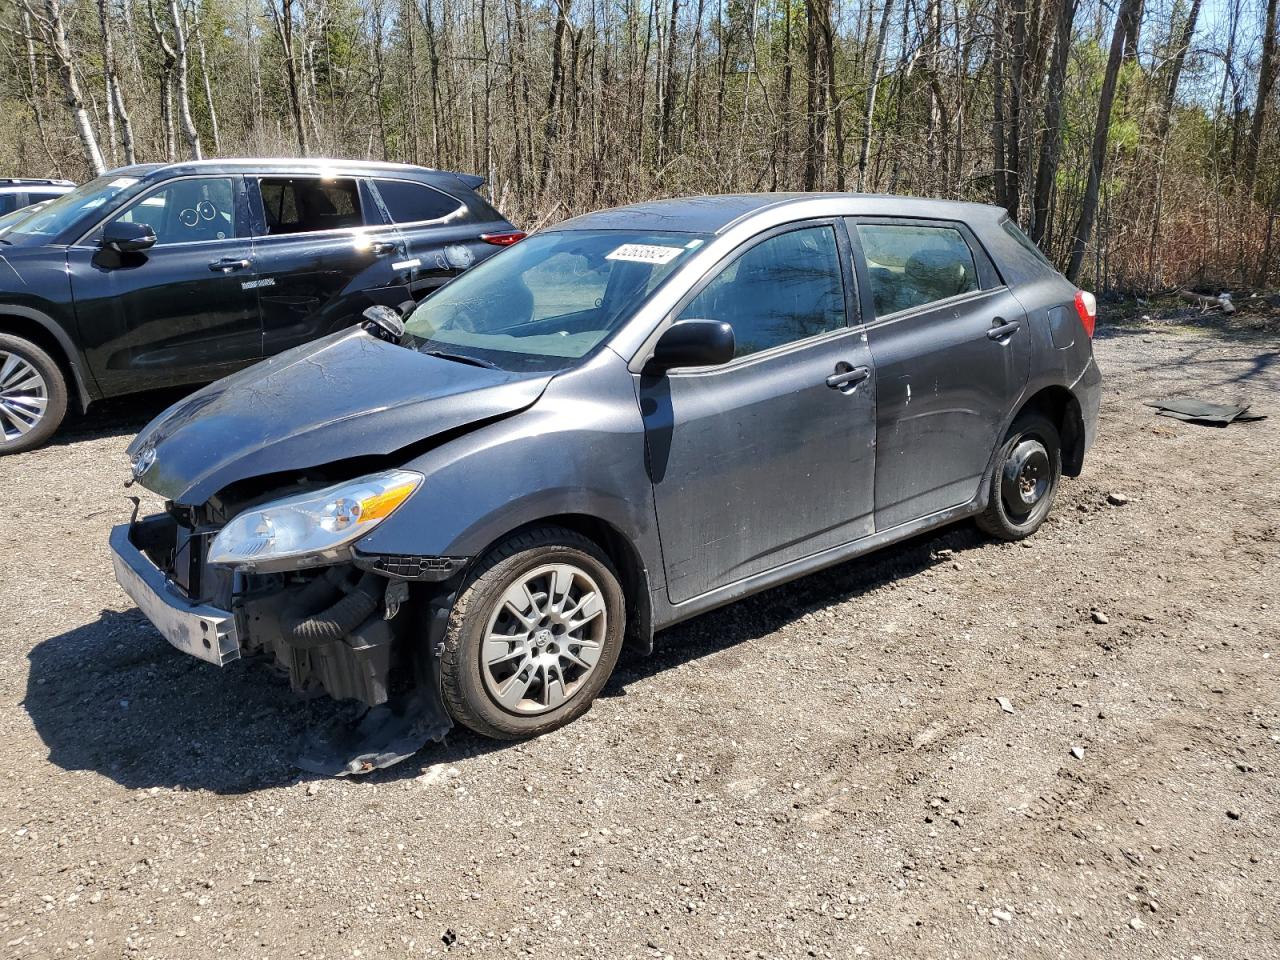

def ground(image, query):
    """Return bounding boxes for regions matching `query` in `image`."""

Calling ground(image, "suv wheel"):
[976,411,1062,541]
[441,526,625,740]
[0,334,67,455]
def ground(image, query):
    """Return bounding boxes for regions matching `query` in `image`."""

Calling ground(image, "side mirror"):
[362,304,406,343]
[645,320,735,373]
[102,220,157,253]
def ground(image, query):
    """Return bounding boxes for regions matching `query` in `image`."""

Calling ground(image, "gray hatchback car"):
[111,193,1101,769]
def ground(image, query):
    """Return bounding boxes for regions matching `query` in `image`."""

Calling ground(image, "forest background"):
[3,0,1278,291]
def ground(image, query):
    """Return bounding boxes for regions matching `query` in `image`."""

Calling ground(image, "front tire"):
[976,411,1062,541]
[0,334,68,455]
[440,526,625,740]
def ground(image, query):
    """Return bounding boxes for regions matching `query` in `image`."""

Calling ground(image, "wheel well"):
[0,313,88,411]
[480,514,655,656]
[1017,385,1085,477]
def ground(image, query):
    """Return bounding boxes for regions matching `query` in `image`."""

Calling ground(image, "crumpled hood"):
[128,328,553,505]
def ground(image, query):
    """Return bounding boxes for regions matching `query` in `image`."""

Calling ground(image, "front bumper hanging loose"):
[108,522,241,667]
[109,515,461,775]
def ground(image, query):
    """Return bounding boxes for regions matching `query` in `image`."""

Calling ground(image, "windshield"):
[6,174,141,242]
[404,229,709,371]
[0,200,48,237]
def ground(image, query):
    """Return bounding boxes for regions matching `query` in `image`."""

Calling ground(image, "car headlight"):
[208,470,422,571]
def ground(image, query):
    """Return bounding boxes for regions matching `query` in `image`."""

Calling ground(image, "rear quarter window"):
[1000,219,1057,272]
[374,179,464,224]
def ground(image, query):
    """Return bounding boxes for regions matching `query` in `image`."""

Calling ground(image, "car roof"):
[550,193,1008,235]
[109,158,484,189]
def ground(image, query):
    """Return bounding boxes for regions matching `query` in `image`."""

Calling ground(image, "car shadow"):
[24,523,984,794]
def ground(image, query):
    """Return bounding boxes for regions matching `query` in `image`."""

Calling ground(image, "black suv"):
[0,177,75,216]
[0,159,521,453]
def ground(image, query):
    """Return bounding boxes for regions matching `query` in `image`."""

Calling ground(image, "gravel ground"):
[1,322,1277,960]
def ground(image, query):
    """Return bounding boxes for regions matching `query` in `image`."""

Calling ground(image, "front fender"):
[354,350,662,577]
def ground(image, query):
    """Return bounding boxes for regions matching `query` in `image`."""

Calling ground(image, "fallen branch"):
[1179,289,1236,314]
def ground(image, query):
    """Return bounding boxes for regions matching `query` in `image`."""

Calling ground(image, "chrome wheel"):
[0,350,48,443]
[481,563,608,716]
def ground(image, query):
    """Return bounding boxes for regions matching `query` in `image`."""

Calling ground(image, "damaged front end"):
[111,479,468,775]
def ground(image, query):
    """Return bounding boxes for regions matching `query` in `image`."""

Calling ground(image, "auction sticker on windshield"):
[605,243,684,264]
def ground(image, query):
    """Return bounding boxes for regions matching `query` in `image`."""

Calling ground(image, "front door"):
[849,218,1031,530]
[642,222,877,605]
[68,175,260,394]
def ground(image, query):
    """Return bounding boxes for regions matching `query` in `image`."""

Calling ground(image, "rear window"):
[374,179,463,223]
[0,195,16,215]
[258,177,363,234]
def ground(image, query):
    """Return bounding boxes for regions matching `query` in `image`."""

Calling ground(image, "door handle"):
[370,240,397,255]
[987,318,1021,340]
[826,364,871,392]
[209,257,252,273]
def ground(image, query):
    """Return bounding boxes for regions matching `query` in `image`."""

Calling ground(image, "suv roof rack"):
[0,177,75,186]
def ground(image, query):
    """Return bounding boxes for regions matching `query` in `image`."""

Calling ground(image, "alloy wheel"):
[481,562,608,715]
[0,350,48,443]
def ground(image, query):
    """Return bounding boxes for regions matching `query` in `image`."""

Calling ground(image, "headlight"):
[208,470,422,570]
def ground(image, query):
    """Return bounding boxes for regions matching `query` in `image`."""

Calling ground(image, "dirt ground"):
[1,316,1277,960]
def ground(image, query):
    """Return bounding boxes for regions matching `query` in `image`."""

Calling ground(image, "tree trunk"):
[1030,0,1076,244]
[1146,0,1201,282]
[195,18,220,154]
[856,0,894,191]
[271,0,309,155]
[538,0,570,198]
[31,0,107,174]
[991,0,1009,210]
[1244,0,1279,193]
[168,0,203,158]
[1066,0,1143,283]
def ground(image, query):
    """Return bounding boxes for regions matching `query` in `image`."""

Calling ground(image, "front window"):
[404,230,709,371]
[5,174,142,243]
[677,225,848,358]
[107,177,238,245]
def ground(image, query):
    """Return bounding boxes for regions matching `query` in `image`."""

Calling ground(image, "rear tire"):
[0,334,67,455]
[976,412,1062,541]
[440,526,625,740]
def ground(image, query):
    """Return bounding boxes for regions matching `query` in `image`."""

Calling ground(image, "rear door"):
[643,221,878,604]
[246,174,406,357]
[848,217,1030,530]
[67,174,260,393]
[366,176,499,302]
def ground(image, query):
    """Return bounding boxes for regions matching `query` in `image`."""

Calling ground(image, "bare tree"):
[1030,0,1076,244]
[1244,0,1279,194]
[1067,0,1144,283]
[22,0,106,173]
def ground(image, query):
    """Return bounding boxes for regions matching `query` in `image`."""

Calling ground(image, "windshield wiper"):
[421,349,498,369]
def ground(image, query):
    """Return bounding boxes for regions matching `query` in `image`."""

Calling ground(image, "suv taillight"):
[481,231,527,246]
[1074,290,1097,338]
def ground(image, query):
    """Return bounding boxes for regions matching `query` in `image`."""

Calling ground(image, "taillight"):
[1074,290,1097,338]
[481,231,526,246]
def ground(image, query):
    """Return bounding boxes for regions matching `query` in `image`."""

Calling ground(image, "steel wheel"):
[0,349,48,443]
[1000,437,1051,521]
[481,562,608,715]
[977,411,1062,541]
